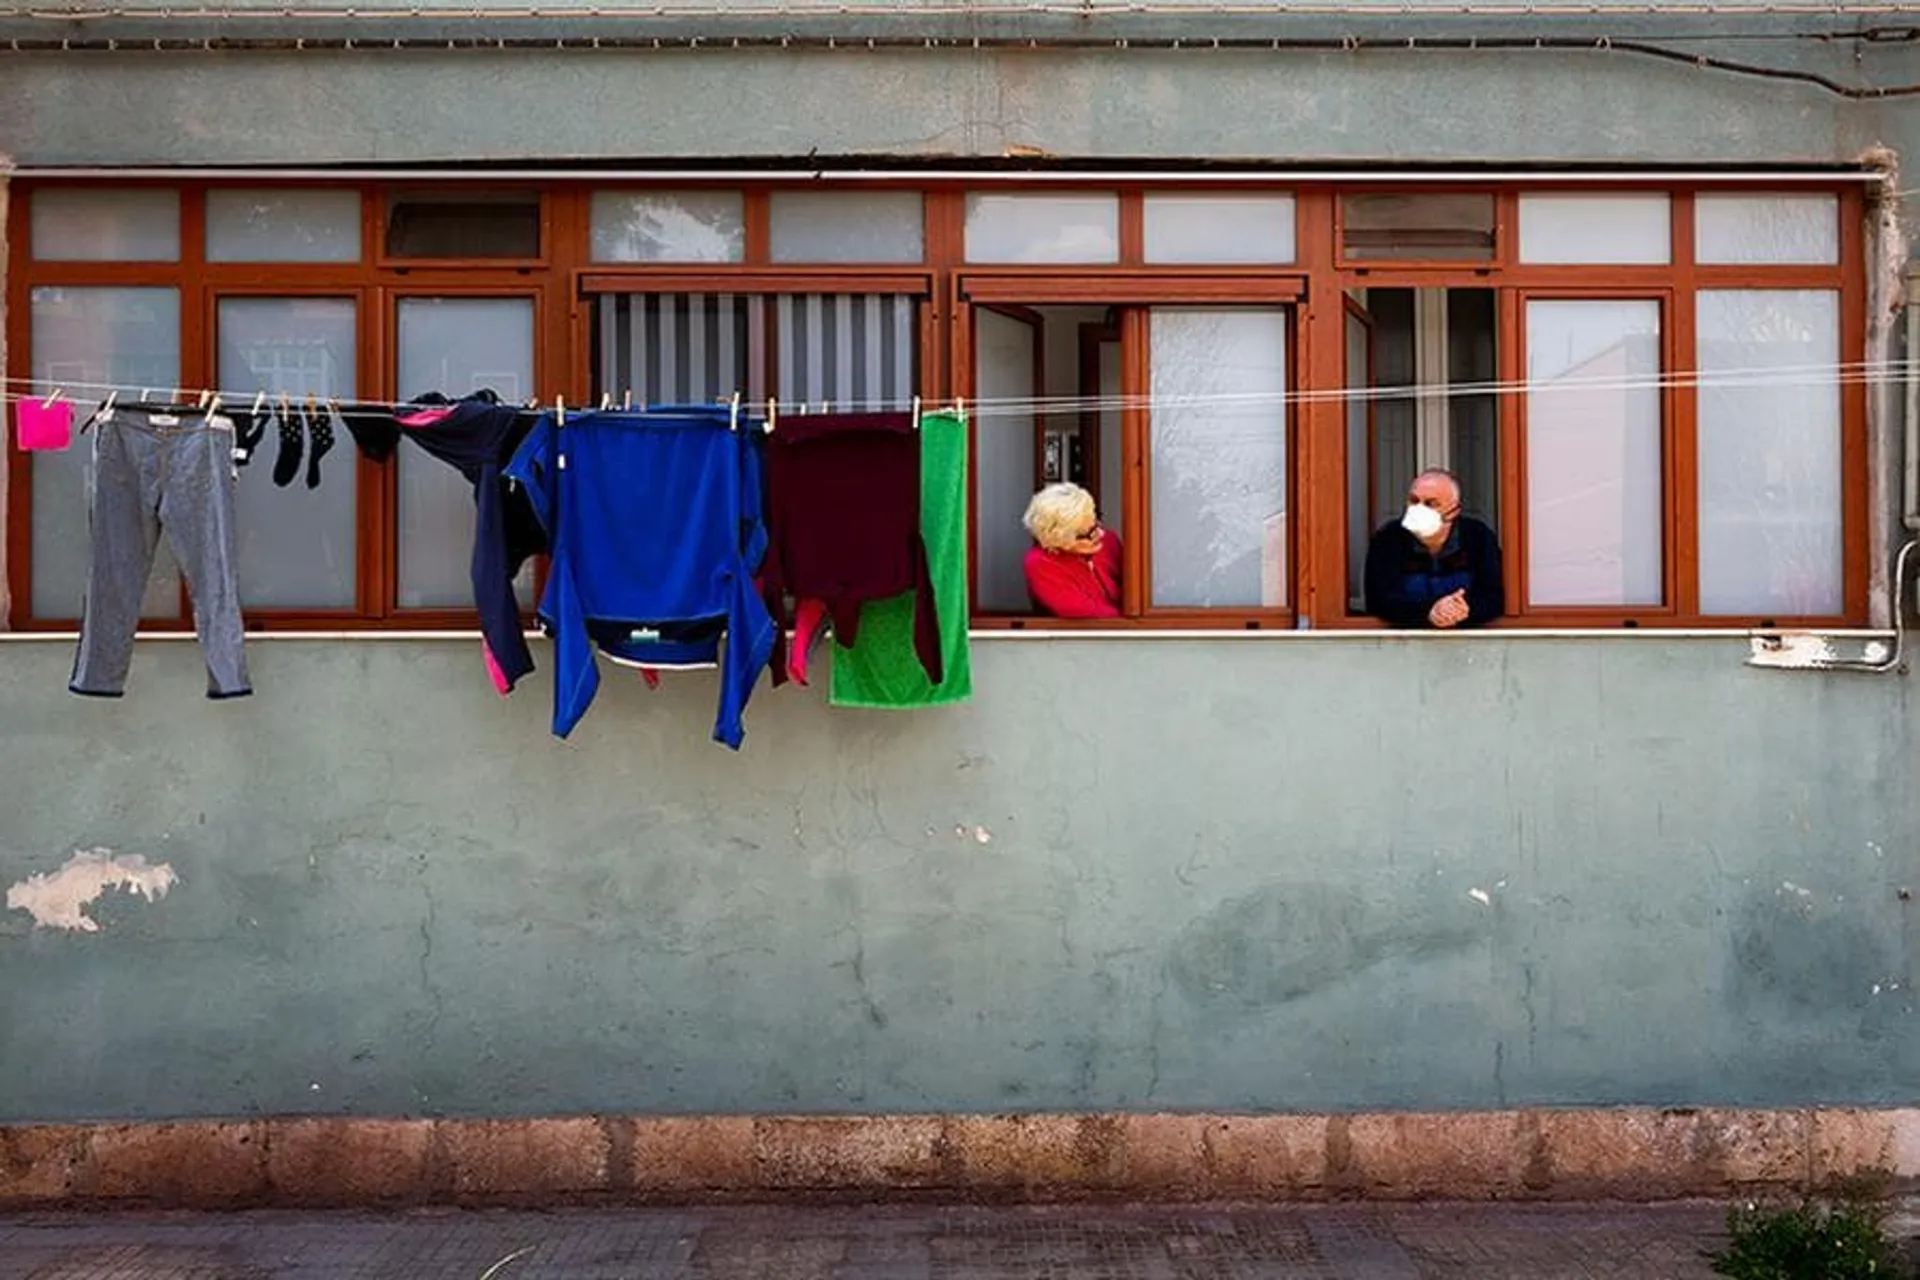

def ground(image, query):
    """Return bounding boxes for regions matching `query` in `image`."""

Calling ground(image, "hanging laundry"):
[830,409,972,709]
[305,403,337,490]
[506,407,774,747]
[761,411,941,689]
[270,404,305,487]
[341,391,546,694]
[15,397,74,451]
[69,402,251,700]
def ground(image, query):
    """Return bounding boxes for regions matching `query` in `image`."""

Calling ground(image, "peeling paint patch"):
[1468,888,1492,906]
[6,847,177,932]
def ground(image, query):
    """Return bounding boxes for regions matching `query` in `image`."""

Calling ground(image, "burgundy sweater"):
[761,411,941,686]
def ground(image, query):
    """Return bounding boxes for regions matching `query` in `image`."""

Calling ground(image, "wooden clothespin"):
[910,394,921,429]
[207,392,223,416]
[41,386,63,409]
[728,391,742,433]
[138,388,151,403]
[198,389,214,409]
[555,394,567,426]
[600,392,613,411]
[955,396,965,421]
[250,391,267,418]
[765,398,778,434]
[622,388,633,411]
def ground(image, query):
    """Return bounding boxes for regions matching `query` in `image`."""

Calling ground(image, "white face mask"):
[1401,503,1445,539]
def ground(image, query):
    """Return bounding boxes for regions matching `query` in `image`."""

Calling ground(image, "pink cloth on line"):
[786,597,831,685]
[483,640,513,697]
[397,406,456,428]
[15,399,74,451]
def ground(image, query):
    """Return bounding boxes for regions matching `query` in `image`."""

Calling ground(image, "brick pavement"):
[0,1201,1733,1279]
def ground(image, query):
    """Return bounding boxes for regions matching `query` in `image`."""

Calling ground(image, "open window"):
[960,274,1301,625]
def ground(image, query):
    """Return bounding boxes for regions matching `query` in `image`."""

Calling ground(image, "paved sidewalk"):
[0,1201,1732,1279]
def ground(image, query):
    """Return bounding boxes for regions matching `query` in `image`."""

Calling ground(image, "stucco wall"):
[0,636,1913,1123]
[0,43,1915,168]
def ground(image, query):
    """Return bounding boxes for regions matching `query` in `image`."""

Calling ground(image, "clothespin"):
[103,390,117,413]
[821,399,831,414]
[207,393,222,417]
[138,388,151,403]
[622,388,633,411]
[729,391,741,433]
[956,397,965,421]
[305,391,318,416]
[765,398,778,434]
[555,394,566,426]
[41,386,63,409]
[910,394,921,429]
[197,389,212,409]
[250,390,267,418]
[600,392,613,411]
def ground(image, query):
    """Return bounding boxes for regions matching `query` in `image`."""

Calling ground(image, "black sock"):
[233,408,269,466]
[306,406,337,489]
[272,407,305,487]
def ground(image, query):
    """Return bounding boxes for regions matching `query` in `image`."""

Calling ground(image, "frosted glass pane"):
[1149,309,1288,608]
[31,189,180,261]
[396,298,536,609]
[1143,194,1295,264]
[1696,194,1838,265]
[974,309,1038,612]
[965,194,1118,264]
[1697,290,1842,616]
[591,191,743,263]
[1519,194,1671,264]
[217,298,358,609]
[207,189,362,263]
[29,287,183,621]
[1525,300,1664,607]
[770,192,923,263]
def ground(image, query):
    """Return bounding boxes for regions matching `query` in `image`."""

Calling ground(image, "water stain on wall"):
[1166,882,1487,1011]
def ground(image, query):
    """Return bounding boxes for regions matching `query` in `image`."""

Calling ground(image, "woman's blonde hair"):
[1023,483,1097,551]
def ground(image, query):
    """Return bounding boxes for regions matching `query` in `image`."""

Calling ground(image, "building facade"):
[1,1,1918,1202]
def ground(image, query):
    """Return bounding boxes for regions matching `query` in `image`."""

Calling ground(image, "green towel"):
[830,409,972,709]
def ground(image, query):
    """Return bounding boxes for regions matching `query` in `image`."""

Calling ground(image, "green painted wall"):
[0,22,1916,1123]
[0,637,1914,1121]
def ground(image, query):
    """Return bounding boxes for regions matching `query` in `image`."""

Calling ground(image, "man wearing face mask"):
[1364,468,1505,629]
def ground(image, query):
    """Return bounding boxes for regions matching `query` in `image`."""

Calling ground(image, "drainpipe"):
[1906,284,1919,535]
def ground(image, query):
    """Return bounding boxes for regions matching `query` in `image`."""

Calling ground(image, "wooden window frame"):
[5,178,1872,634]
[954,271,1306,630]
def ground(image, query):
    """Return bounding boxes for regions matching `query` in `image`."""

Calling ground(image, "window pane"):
[217,298,358,610]
[395,298,536,608]
[31,189,180,261]
[1519,194,1671,264]
[1697,290,1842,616]
[964,194,1119,264]
[1149,308,1289,608]
[973,308,1038,612]
[593,293,759,405]
[29,287,182,620]
[1143,194,1295,264]
[775,294,918,407]
[385,194,540,259]
[1525,299,1664,607]
[1696,194,1838,265]
[207,189,362,263]
[770,192,922,263]
[1342,193,1493,261]
[590,191,743,263]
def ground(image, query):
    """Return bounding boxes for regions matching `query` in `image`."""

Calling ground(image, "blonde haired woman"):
[1022,482,1122,618]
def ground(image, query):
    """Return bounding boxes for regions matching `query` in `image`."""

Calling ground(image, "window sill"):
[0,626,1895,643]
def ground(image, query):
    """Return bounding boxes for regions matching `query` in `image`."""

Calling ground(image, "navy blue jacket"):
[1364,515,1505,628]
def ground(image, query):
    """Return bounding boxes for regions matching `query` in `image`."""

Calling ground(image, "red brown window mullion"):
[4,184,36,629]
[1838,184,1870,626]
[1670,193,1702,620]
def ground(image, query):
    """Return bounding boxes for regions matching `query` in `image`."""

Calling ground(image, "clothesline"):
[1,360,1915,421]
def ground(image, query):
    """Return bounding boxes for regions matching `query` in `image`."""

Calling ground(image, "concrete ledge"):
[1,1108,1915,1208]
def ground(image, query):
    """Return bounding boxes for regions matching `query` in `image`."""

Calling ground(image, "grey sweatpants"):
[70,410,252,699]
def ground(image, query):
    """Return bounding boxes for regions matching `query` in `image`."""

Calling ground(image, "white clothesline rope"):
[2,360,1915,422]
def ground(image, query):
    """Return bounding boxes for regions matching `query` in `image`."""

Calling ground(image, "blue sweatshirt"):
[507,409,775,747]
